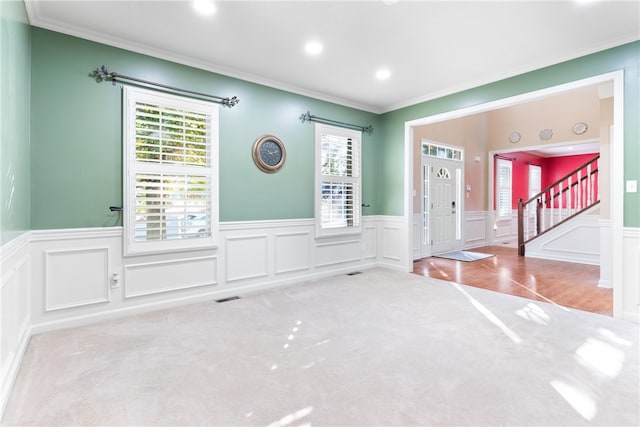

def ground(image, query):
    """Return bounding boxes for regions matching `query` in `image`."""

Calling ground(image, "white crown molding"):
[381,34,640,113]
[24,5,382,114]
[26,1,638,115]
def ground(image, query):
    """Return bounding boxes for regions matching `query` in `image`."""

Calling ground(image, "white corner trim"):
[0,325,31,418]
[0,232,31,264]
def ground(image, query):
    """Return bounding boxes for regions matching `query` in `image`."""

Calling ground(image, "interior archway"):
[403,71,624,318]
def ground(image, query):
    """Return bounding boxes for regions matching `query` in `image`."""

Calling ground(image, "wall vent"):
[216,296,240,303]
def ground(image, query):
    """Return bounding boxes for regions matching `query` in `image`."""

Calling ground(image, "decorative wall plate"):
[509,132,521,144]
[539,128,553,141]
[572,122,588,135]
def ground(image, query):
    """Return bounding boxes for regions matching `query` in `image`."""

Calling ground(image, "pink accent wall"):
[493,152,544,210]
[494,152,599,210]
[541,153,599,189]
[542,153,599,209]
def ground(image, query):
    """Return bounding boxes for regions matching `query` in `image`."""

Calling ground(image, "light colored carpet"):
[3,268,638,426]
[433,250,495,262]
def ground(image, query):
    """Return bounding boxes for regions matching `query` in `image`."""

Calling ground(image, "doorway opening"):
[403,70,624,318]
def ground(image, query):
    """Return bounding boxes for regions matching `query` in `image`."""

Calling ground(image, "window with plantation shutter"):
[496,158,512,218]
[315,124,361,237]
[123,87,218,255]
[529,164,542,199]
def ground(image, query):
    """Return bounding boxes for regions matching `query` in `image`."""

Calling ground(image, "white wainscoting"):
[0,232,31,416]
[525,211,600,265]
[411,211,489,258]
[491,210,518,245]
[44,247,110,311]
[124,255,218,298]
[464,211,488,249]
[27,216,405,335]
[412,213,421,260]
[599,219,612,288]
[622,227,640,323]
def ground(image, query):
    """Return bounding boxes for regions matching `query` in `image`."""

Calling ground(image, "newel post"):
[517,197,525,256]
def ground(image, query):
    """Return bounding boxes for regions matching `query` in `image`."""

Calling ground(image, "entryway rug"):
[433,250,495,262]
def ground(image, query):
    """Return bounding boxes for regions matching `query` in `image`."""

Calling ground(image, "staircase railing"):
[517,155,600,256]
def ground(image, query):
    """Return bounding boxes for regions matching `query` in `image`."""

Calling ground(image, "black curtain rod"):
[299,110,373,135]
[89,65,239,107]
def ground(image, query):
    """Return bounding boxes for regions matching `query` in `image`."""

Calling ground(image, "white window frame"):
[528,164,542,200]
[496,158,513,218]
[314,123,362,238]
[123,87,219,255]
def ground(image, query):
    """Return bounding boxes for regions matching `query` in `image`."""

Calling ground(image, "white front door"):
[430,158,462,254]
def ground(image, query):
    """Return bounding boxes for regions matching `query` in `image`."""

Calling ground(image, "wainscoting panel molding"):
[124,255,218,298]
[44,247,110,312]
[379,216,406,269]
[316,239,361,267]
[363,225,377,260]
[274,232,311,274]
[525,212,600,265]
[464,211,488,249]
[225,234,268,282]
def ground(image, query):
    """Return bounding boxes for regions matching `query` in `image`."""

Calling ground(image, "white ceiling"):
[528,141,600,157]
[25,0,640,113]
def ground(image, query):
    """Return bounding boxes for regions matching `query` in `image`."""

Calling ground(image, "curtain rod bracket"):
[299,110,373,135]
[89,65,239,107]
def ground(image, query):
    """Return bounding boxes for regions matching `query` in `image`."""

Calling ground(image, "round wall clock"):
[252,135,286,173]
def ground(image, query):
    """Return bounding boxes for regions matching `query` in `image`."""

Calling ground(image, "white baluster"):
[541,192,546,233]
[560,177,573,220]
[577,169,582,212]
[587,163,592,205]
[550,186,555,228]
[525,202,529,240]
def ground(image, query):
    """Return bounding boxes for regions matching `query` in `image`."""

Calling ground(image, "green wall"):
[29,28,382,229]
[380,41,640,227]
[0,0,30,245]
[23,28,640,231]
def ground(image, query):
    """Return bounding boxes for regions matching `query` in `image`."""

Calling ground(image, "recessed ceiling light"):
[375,68,391,80]
[305,41,323,55]
[193,0,216,16]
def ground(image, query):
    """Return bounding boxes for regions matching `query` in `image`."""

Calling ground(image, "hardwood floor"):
[412,245,612,316]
